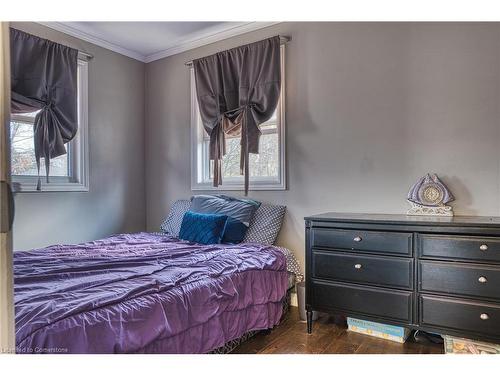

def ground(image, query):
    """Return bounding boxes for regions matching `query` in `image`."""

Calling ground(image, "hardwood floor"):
[232,307,444,354]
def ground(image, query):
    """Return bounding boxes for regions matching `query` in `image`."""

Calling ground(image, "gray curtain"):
[10,28,78,190]
[193,36,281,194]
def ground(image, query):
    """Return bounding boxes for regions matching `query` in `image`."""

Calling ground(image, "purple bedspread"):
[14,233,288,354]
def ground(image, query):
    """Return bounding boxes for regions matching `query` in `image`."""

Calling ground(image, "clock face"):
[418,183,444,206]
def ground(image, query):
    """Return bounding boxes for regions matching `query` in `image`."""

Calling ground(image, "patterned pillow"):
[275,246,303,282]
[243,204,286,245]
[178,211,228,245]
[160,199,191,236]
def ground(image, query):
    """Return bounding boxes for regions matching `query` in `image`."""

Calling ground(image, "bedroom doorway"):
[0,21,15,352]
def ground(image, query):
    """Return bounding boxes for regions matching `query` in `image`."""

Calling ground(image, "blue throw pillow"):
[178,211,228,245]
[190,195,261,244]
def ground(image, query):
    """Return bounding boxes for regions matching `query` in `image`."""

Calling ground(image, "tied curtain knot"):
[211,104,259,189]
[34,98,67,190]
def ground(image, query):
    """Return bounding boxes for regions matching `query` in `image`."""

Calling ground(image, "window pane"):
[249,132,279,178]
[209,132,279,179]
[10,121,69,177]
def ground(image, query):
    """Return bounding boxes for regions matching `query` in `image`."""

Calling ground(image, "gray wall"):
[145,22,500,269]
[12,22,146,251]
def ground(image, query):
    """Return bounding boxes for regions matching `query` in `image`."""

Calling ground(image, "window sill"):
[12,180,89,193]
[191,181,286,191]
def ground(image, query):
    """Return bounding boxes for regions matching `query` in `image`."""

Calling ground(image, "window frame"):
[190,44,286,191]
[11,59,89,193]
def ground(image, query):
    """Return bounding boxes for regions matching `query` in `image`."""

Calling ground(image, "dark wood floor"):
[232,307,444,354]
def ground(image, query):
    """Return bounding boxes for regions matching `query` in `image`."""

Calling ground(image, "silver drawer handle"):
[480,244,488,251]
[354,264,362,269]
[480,313,489,320]
[478,276,488,283]
[353,236,362,242]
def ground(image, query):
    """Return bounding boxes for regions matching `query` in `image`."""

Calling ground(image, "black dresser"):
[305,213,500,343]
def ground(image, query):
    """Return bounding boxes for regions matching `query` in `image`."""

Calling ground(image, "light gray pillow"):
[160,199,191,236]
[190,195,260,225]
[243,204,286,245]
[190,195,260,243]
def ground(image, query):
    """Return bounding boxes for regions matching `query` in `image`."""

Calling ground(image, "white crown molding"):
[143,22,281,63]
[36,22,282,64]
[37,22,147,62]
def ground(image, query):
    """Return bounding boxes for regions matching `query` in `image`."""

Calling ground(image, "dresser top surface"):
[305,212,500,227]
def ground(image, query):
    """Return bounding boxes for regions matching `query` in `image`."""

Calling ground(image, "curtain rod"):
[184,35,290,67]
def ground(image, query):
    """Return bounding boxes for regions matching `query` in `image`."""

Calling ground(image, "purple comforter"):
[14,233,288,354]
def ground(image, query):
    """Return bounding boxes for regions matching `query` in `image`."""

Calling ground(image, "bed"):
[14,232,300,354]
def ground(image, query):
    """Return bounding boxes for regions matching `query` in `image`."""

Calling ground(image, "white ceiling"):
[38,22,279,63]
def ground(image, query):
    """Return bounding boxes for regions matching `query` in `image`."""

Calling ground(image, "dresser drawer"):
[311,228,412,256]
[420,295,500,338]
[419,234,500,263]
[311,280,412,322]
[419,261,500,301]
[312,250,413,289]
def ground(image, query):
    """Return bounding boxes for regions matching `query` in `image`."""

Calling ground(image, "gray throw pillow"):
[190,195,260,243]
[160,199,191,236]
[243,204,286,245]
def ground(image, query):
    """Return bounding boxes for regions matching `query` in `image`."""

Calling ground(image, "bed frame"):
[209,286,293,354]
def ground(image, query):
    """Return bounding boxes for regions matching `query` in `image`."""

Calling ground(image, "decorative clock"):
[407,173,454,216]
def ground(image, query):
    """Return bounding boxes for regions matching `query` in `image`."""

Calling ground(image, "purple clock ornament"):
[407,173,454,216]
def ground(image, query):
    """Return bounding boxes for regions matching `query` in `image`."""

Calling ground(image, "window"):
[10,59,89,192]
[191,44,286,191]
